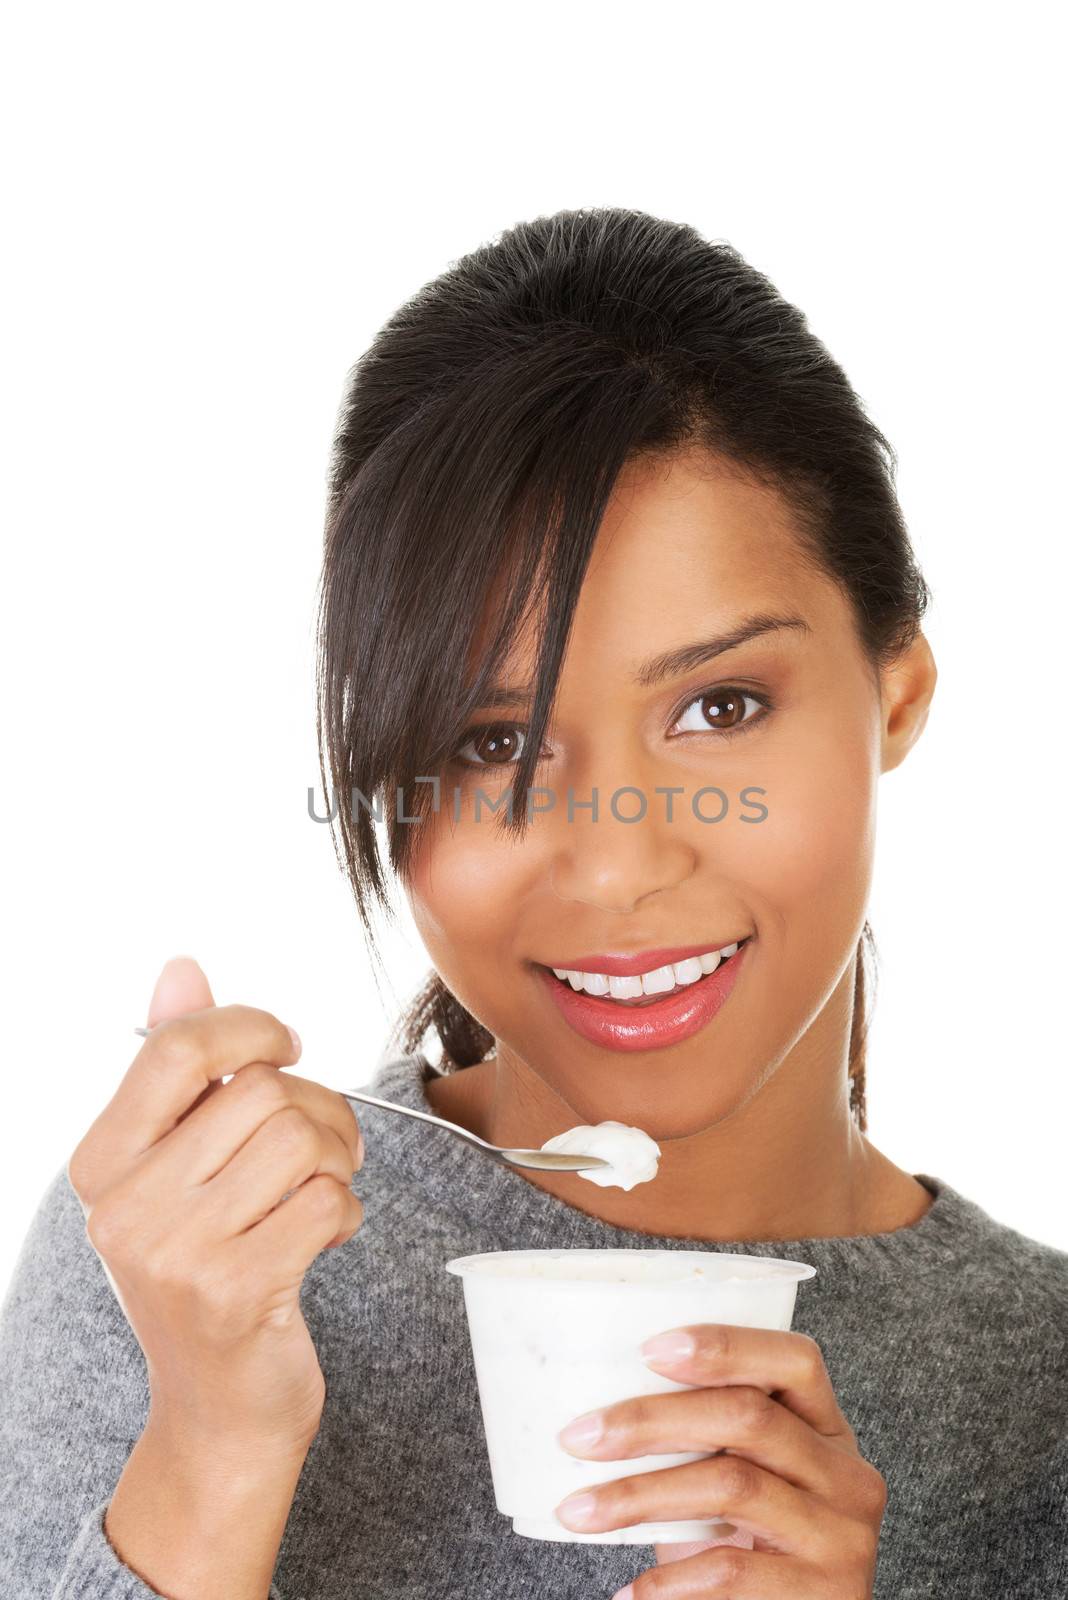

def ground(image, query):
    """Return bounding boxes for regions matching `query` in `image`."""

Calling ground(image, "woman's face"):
[403,447,930,1138]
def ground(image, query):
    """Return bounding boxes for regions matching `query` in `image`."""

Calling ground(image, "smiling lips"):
[536,937,752,1053]
[548,939,748,1005]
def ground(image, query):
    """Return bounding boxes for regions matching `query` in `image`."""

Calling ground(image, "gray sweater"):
[2,1049,1067,1598]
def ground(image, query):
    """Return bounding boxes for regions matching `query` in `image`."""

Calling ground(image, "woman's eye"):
[454,689,770,767]
[454,724,529,767]
[671,686,770,738]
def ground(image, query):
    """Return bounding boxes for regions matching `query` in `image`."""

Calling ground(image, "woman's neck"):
[424,1046,933,1242]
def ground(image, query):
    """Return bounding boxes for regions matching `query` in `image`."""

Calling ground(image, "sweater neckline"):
[364,1051,995,1286]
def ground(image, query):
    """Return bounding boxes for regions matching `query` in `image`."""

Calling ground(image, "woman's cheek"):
[746,723,877,941]
[404,815,534,1017]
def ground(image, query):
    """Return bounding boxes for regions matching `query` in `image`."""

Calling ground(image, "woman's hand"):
[554,1321,887,1598]
[68,957,365,1457]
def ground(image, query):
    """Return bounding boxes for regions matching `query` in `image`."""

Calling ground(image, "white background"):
[2,3,1064,1297]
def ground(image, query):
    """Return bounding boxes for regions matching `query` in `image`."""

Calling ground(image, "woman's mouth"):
[534,937,752,1053]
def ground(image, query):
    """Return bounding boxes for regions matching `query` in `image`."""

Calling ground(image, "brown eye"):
[672,687,769,738]
[455,724,527,766]
[700,690,746,730]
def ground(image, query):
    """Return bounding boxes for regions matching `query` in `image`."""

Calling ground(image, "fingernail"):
[554,1490,598,1527]
[611,1587,635,1600]
[286,1026,302,1056]
[640,1329,696,1363]
[557,1410,604,1451]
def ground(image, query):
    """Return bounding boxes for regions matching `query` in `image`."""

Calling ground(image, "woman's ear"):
[880,630,938,774]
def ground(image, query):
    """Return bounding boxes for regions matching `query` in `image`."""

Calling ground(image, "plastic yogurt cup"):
[445,1246,817,1544]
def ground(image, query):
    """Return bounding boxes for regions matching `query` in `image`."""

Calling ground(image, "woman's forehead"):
[464,460,831,694]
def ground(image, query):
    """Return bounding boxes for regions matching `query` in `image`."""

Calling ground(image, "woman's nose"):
[546,788,697,912]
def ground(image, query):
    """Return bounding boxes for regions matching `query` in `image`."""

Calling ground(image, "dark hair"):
[315,207,931,1133]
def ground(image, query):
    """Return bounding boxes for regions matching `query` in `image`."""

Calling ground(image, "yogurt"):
[539,1120,661,1190]
[445,1246,818,1543]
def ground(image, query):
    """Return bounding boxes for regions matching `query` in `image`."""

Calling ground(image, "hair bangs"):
[316,323,692,933]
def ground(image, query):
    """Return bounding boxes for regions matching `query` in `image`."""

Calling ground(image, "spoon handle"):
[342,1093,603,1171]
[341,1087,498,1152]
[131,1026,606,1172]
[132,1027,495,1150]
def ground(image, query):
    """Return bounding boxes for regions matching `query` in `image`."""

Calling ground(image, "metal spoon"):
[132,1026,610,1174]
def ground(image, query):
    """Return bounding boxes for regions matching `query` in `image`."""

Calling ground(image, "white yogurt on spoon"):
[539,1120,661,1190]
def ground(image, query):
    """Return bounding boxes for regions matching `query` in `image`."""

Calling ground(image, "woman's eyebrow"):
[633,611,812,687]
[474,612,811,708]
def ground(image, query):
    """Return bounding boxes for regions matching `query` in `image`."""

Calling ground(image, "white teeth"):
[550,940,746,1001]
[608,974,644,1000]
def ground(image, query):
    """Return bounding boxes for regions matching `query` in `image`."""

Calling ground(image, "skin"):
[555,1322,889,1596]
[69,958,364,1600]
[405,444,938,1592]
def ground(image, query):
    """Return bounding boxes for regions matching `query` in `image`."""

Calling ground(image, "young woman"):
[2,208,1065,1600]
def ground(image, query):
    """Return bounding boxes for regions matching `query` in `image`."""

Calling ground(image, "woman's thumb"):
[146,955,216,1028]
